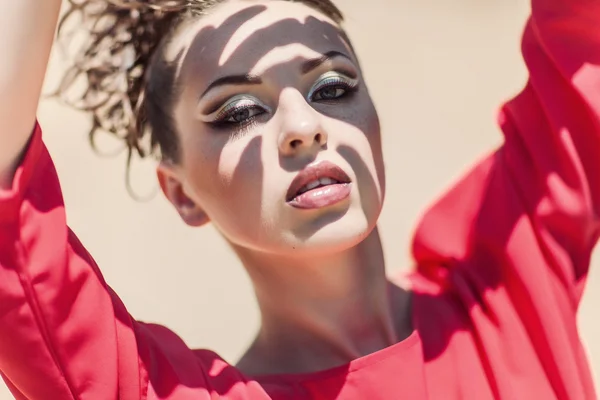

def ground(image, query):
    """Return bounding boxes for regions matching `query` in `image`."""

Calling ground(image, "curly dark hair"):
[55,0,345,170]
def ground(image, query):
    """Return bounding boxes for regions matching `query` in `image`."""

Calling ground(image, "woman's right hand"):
[0,0,62,189]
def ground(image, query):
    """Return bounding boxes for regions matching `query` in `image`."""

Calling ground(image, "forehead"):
[169,0,354,83]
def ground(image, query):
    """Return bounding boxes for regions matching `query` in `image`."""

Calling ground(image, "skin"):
[0,0,413,378]
[157,0,413,376]
[0,0,62,189]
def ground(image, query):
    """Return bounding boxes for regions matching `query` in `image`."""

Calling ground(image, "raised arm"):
[0,4,233,399]
[500,0,600,301]
[412,2,600,397]
[0,0,61,189]
[415,0,600,295]
[503,0,600,298]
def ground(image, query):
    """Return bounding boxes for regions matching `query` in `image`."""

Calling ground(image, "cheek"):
[357,93,384,154]
[324,91,383,152]
[363,102,386,195]
[180,133,227,198]
[355,96,385,198]
[216,135,264,206]
[183,133,266,236]
[329,95,385,199]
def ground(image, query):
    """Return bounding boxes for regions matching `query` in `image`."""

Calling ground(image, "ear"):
[156,161,210,227]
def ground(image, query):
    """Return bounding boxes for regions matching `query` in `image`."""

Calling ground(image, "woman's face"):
[159,0,385,256]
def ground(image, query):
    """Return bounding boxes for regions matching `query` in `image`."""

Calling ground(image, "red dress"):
[1,0,599,398]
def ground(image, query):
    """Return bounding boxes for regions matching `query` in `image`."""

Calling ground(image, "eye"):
[312,86,349,101]
[220,105,265,124]
[309,72,359,102]
[209,96,269,126]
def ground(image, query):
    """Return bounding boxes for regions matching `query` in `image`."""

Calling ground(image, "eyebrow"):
[201,74,263,98]
[200,50,353,99]
[300,50,353,74]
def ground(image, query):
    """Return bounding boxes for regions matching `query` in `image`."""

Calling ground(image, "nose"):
[277,88,328,156]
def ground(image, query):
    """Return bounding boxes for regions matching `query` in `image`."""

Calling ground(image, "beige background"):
[2,0,600,398]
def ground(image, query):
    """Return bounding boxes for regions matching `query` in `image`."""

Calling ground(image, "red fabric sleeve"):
[0,125,264,400]
[0,125,144,399]
[412,0,600,398]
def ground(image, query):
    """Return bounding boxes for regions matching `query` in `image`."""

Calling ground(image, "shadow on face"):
[158,0,385,256]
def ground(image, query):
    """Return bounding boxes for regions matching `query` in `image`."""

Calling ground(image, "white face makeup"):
[159,0,385,256]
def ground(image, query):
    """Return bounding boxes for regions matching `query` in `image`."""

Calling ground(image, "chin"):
[280,205,379,256]
[226,192,383,257]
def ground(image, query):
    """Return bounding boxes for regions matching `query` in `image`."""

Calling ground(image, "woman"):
[0,0,598,398]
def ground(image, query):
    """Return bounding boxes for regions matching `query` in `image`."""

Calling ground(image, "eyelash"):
[210,100,264,132]
[210,75,359,132]
[308,75,359,102]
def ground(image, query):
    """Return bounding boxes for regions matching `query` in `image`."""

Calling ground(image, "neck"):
[233,228,412,376]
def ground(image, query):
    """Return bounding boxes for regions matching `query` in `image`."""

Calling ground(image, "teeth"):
[319,177,335,186]
[305,180,321,191]
[297,177,341,196]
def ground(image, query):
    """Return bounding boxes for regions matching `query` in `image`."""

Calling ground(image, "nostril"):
[290,139,302,149]
[315,133,322,144]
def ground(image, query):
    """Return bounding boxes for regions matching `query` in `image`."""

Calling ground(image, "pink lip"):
[286,161,352,210]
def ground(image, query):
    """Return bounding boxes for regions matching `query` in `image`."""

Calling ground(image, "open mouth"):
[286,161,352,209]
[295,177,345,196]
